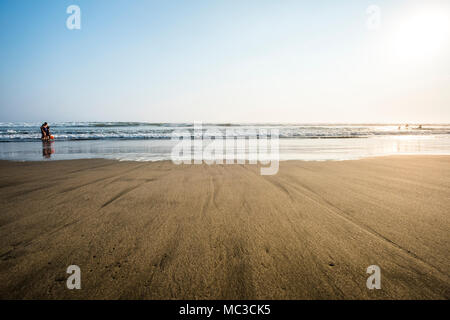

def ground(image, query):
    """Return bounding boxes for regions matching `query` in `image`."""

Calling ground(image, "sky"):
[0,0,449,123]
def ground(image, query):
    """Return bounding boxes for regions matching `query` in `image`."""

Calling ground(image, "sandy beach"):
[0,156,449,299]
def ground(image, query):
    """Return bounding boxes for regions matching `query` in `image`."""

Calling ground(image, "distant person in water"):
[40,122,51,140]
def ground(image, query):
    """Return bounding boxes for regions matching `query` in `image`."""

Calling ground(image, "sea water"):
[0,122,449,161]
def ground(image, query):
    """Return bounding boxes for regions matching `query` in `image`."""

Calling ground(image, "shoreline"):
[1,135,450,162]
[2,152,450,164]
[0,156,449,299]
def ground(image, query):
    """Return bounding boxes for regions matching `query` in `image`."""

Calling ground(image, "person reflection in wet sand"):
[42,141,54,159]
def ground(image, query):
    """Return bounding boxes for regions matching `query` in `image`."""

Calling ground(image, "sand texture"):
[0,156,449,299]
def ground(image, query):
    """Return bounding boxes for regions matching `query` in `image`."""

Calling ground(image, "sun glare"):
[390,6,450,61]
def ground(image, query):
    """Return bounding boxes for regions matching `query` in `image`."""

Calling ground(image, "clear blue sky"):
[1,0,449,123]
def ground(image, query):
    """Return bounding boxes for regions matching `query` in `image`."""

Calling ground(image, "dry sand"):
[0,156,449,299]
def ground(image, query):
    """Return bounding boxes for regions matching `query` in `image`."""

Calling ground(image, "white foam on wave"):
[1,123,450,143]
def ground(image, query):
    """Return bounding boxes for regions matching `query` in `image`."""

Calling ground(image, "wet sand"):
[0,156,449,299]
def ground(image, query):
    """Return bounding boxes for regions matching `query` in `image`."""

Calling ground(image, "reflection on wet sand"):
[0,135,447,161]
[42,141,55,159]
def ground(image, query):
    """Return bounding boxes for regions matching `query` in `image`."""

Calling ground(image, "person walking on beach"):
[40,122,51,140]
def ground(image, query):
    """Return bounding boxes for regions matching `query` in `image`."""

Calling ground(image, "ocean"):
[1,122,450,161]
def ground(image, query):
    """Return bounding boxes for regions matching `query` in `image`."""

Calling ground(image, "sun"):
[390,6,450,62]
